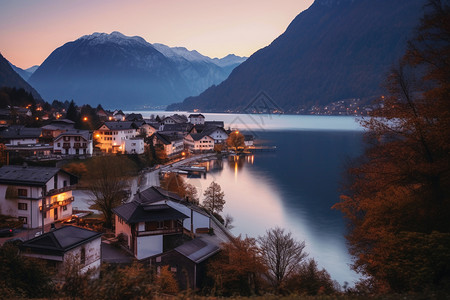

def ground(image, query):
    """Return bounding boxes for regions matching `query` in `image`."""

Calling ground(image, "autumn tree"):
[160,172,199,203]
[226,130,245,151]
[202,181,225,214]
[333,0,450,292]
[85,156,134,228]
[258,227,308,292]
[207,236,266,296]
[154,265,179,295]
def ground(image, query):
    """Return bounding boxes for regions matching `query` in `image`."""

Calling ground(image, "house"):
[161,114,188,125]
[201,126,229,144]
[125,113,143,122]
[20,226,102,275]
[113,110,126,121]
[41,119,75,140]
[184,133,215,153]
[0,165,78,229]
[0,125,42,145]
[244,135,254,147]
[94,121,138,153]
[158,123,193,135]
[124,137,145,154]
[150,132,184,157]
[53,130,93,156]
[134,121,158,137]
[188,114,205,125]
[152,236,221,290]
[113,186,211,260]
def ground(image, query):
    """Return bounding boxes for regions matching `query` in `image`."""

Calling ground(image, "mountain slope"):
[29,32,191,108]
[168,0,425,112]
[9,62,33,81]
[152,43,246,96]
[0,53,42,99]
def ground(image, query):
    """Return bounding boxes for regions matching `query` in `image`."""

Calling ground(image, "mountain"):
[9,62,34,81]
[0,52,42,99]
[152,43,247,96]
[167,0,426,113]
[29,32,246,109]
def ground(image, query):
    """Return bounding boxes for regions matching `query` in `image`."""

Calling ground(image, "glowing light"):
[83,117,88,121]
[96,134,100,138]
[109,116,113,120]
[234,161,238,181]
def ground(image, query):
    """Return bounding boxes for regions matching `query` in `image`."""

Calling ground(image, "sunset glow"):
[0,0,313,68]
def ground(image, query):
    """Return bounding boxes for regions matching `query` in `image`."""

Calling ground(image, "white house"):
[125,137,145,154]
[94,121,138,154]
[184,133,215,153]
[188,114,205,125]
[21,226,102,275]
[0,125,41,145]
[113,186,211,260]
[0,165,77,229]
[53,130,93,156]
[161,114,188,125]
[202,126,229,144]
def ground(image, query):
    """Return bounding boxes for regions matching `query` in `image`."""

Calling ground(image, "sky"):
[0,0,314,69]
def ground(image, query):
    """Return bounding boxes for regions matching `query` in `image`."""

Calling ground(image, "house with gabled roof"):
[184,133,215,153]
[188,114,205,125]
[20,225,102,275]
[54,129,93,156]
[113,186,211,260]
[150,132,184,157]
[0,125,42,145]
[94,121,138,153]
[0,165,77,229]
[161,114,188,125]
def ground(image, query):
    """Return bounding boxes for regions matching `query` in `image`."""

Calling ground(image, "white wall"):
[65,236,102,274]
[125,139,145,154]
[164,200,211,232]
[136,235,163,260]
[8,138,38,145]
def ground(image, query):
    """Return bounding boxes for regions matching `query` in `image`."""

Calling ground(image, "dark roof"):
[202,126,228,137]
[188,133,213,141]
[163,114,188,124]
[152,132,184,145]
[113,202,188,224]
[174,238,220,263]
[160,123,192,133]
[54,129,90,141]
[205,121,224,127]
[50,119,75,125]
[125,113,143,121]
[133,186,184,204]
[99,121,138,130]
[114,110,125,116]
[21,226,102,256]
[0,165,60,186]
[0,125,41,139]
[244,134,254,141]
[188,114,205,118]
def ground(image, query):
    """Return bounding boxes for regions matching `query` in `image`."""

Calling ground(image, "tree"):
[154,265,179,295]
[85,156,133,228]
[226,130,245,151]
[333,0,450,292]
[65,100,78,122]
[160,173,199,203]
[207,236,266,296]
[285,259,338,295]
[258,227,308,292]
[0,143,7,166]
[202,181,225,214]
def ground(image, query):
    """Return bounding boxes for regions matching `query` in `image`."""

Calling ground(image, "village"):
[0,103,256,292]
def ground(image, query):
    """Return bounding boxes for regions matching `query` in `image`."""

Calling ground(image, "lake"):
[132,111,365,285]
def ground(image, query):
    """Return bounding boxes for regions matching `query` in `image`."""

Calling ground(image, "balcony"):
[47,185,76,197]
[136,227,183,237]
[40,196,74,211]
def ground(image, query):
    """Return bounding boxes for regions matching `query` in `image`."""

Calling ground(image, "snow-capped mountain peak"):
[78,31,149,47]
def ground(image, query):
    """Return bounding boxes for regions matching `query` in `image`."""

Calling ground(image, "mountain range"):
[27,32,246,109]
[0,52,42,99]
[168,0,426,113]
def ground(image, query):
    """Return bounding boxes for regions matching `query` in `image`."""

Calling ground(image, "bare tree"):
[86,156,132,228]
[202,181,225,214]
[258,227,308,291]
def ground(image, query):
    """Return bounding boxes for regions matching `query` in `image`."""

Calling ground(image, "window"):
[18,189,27,197]
[57,143,61,147]
[18,216,27,224]
[18,203,28,210]
[63,205,68,211]
[75,136,81,141]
